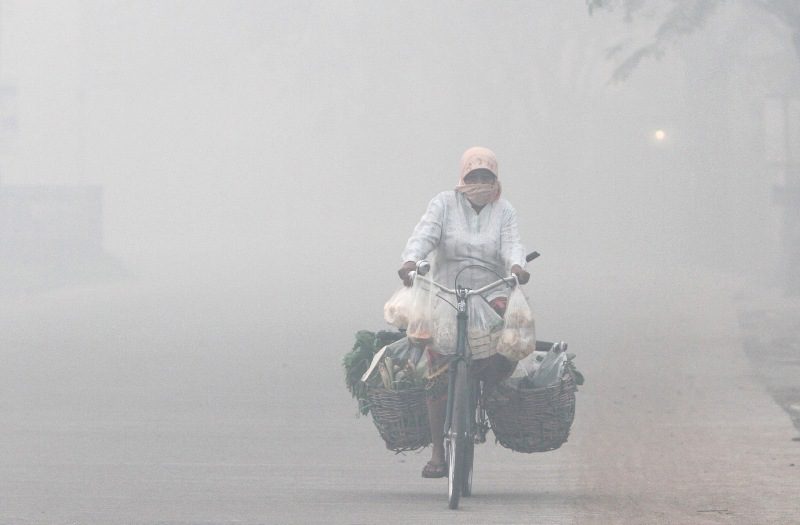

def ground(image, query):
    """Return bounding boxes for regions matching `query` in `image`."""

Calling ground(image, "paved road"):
[0,269,798,524]
[738,287,800,434]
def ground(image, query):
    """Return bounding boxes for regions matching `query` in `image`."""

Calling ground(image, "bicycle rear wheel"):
[447,359,469,509]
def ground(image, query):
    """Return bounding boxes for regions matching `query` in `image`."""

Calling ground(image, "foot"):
[421,460,447,478]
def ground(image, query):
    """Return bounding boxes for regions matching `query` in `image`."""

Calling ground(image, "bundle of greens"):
[343,330,405,415]
[375,354,427,391]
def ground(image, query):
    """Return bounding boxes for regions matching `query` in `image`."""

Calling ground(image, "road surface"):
[0,268,798,524]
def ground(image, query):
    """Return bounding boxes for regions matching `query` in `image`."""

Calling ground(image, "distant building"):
[0,184,104,261]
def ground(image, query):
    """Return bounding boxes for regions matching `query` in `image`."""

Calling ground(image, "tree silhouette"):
[587,0,800,81]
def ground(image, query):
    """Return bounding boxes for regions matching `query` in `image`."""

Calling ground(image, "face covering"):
[455,182,501,206]
[457,147,502,205]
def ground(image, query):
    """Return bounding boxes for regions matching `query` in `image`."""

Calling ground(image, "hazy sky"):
[1,1,798,313]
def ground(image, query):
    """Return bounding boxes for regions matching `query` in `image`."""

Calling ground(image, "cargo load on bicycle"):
[343,331,431,452]
[484,341,582,453]
[344,333,581,454]
[343,255,583,452]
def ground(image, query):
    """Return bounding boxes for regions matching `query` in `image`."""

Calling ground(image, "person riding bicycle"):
[397,146,530,478]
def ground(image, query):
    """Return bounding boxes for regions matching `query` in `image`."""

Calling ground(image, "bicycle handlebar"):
[411,273,514,297]
[409,250,538,296]
[410,267,517,297]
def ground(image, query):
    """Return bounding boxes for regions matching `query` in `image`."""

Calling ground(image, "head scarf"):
[456,146,502,206]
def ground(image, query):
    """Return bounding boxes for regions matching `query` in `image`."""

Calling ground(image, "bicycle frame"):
[411,265,517,509]
[443,284,469,443]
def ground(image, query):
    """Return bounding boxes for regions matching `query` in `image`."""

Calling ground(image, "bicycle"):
[411,251,540,509]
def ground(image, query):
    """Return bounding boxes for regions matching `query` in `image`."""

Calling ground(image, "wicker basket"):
[366,385,431,452]
[485,370,577,453]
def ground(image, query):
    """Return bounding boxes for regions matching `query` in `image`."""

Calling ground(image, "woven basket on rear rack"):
[366,385,431,452]
[484,370,576,453]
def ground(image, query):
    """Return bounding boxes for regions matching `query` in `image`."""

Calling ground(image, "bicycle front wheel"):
[462,378,480,497]
[461,438,474,497]
[447,359,469,510]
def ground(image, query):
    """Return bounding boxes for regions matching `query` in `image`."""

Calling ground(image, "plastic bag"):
[367,337,428,390]
[495,286,536,361]
[529,346,566,388]
[406,275,437,344]
[384,336,424,366]
[509,349,545,379]
[467,295,504,359]
[432,299,458,355]
[383,286,413,329]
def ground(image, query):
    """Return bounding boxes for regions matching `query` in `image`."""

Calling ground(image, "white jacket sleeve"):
[401,194,445,263]
[500,204,526,270]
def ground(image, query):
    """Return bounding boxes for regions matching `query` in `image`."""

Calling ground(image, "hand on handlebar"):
[398,261,416,287]
[511,264,530,285]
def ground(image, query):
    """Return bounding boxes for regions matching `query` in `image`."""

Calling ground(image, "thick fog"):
[7,6,795,275]
[1,1,799,522]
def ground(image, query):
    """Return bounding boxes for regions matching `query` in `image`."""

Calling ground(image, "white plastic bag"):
[530,347,566,388]
[509,349,544,379]
[383,286,413,329]
[495,286,536,361]
[362,338,428,390]
[432,299,458,355]
[385,337,428,378]
[467,295,504,359]
[406,276,437,344]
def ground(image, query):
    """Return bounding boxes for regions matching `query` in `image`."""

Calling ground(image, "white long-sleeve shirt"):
[401,190,527,301]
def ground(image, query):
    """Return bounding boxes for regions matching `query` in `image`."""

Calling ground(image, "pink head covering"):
[459,146,499,182]
[456,146,502,204]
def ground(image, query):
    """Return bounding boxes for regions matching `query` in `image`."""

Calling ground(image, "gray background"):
[0,1,799,523]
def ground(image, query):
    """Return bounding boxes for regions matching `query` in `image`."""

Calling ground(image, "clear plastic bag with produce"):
[467,295,504,358]
[383,286,413,329]
[432,299,458,355]
[406,275,437,344]
[495,286,536,361]
[384,336,424,366]
[375,338,428,390]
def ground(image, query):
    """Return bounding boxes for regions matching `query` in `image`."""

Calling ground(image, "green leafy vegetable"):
[343,329,405,415]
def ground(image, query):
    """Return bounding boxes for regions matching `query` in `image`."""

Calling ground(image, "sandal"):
[421,460,448,478]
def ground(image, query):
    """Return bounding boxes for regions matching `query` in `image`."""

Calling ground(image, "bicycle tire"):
[448,359,468,510]
[462,379,479,497]
[461,439,474,497]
